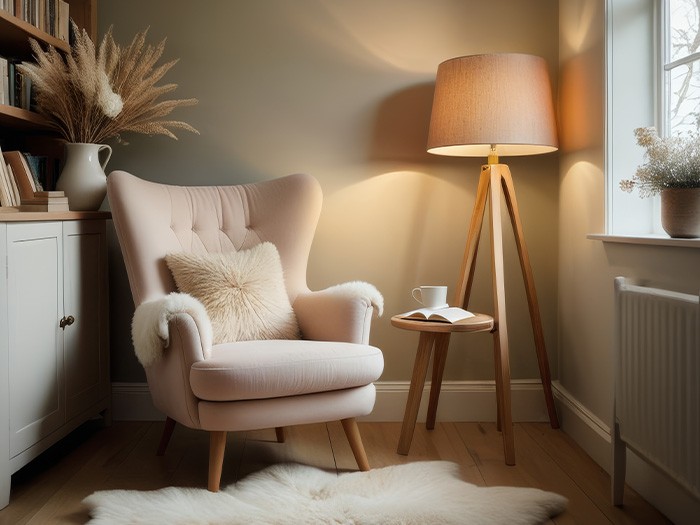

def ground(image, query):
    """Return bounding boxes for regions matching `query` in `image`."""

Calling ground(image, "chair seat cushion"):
[190,340,384,402]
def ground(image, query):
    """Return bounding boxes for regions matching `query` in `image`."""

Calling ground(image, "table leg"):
[397,332,435,455]
[426,333,450,430]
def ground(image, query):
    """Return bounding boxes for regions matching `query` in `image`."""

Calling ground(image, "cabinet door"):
[7,222,64,458]
[63,221,109,420]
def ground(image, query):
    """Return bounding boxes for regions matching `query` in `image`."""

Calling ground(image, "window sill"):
[588,234,700,248]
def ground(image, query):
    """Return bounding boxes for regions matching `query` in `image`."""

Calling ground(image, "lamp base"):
[454,163,559,464]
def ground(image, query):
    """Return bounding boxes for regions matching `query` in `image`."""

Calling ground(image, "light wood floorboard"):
[0,420,671,524]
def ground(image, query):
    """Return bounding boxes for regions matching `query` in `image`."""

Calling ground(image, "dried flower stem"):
[620,127,700,197]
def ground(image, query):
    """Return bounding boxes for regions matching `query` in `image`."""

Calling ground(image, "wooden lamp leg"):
[500,167,559,429]
[450,164,559,464]
[454,168,490,308]
[488,166,516,465]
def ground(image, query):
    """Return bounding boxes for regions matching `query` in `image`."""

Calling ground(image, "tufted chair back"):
[107,172,323,308]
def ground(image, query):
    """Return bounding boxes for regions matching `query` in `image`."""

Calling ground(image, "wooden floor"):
[0,420,671,524]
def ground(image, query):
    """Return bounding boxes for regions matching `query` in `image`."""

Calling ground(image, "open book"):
[400,306,475,323]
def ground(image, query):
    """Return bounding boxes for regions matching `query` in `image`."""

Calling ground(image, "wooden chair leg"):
[208,431,227,492]
[156,417,176,456]
[341,418,370,471]
[275,426,285,443]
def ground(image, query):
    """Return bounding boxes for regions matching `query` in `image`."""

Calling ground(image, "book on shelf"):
[3,150,37,202]
[22,153,45,191]
[19,189,68,212]
[4,1,69,38]
[19,200,68,212]
[0,148,20,208]
[2,150,68,211]
[5,163,21,204]
[0,0,16,16]
[57,0,69,41]
[6,60,32,110]
[0,56,8,106]
[21,192,67,204]
[399,306,475,324]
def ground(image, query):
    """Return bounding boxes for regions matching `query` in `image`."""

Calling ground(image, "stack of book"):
[19,190,68,211]
[0,147,68,212]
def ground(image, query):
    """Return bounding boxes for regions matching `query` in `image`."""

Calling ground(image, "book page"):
[400,306,474,323]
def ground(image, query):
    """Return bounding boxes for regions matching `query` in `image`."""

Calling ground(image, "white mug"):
[411,285,448,308]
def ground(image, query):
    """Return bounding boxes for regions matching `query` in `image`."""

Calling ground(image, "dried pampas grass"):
[19,23,198,144]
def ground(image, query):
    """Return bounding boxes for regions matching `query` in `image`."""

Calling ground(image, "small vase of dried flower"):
[56,143,112,211]
[18,22,198,210]
[660,187,700,238]
[620,127,700,238]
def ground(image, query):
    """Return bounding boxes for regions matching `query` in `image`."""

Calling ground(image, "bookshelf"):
[0,0,97,209]
[0,0,97,136]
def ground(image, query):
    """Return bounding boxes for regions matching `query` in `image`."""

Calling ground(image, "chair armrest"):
[294,281,383,344]
[143,313,208,428]
[132,292,213,367]
[131,293,213,429]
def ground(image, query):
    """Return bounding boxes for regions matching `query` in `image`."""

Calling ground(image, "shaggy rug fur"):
[83,461,567,524]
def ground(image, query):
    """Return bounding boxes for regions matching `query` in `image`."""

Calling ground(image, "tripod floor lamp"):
[427,53,560,464]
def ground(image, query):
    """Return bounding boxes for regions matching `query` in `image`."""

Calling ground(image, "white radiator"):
[612,277,699,505]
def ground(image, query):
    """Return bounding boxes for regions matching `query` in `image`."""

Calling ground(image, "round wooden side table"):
[390,313,497,456]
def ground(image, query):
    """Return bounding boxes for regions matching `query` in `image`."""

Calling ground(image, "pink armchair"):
[107,172,384,491]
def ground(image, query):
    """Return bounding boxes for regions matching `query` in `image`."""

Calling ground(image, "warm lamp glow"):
[426,53,558,158]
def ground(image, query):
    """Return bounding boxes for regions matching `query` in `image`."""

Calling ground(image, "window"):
[606,0,657,235]
[603,0,700,244]
[662,0,700,135]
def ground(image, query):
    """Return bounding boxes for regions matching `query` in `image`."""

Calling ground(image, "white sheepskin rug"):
[83,461,567,525]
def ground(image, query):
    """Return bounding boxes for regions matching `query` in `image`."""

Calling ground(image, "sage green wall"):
[100,0,560,387]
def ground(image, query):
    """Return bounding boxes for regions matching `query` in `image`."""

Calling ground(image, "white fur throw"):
[131,292,213,367]
[323,280,384,317]
[165,242,300,344]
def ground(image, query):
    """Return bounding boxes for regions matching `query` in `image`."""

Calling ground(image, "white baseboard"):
[552,381,700,525]
[111,382,165,421]
[111,379,550,423]
[367,379,549,422]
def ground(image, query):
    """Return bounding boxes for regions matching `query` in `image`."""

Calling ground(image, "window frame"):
[605,0,659,236]
[599,0,700,247]
[660,0,700,136]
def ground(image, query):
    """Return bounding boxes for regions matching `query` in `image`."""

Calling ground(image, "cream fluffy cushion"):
[165,242,300,344]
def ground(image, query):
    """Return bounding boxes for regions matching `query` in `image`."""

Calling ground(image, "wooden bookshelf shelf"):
[0,104,55,132]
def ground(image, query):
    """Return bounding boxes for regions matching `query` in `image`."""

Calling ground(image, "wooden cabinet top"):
[0,211,111,222]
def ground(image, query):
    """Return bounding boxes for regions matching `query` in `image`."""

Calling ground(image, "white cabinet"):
[0,218,110,508]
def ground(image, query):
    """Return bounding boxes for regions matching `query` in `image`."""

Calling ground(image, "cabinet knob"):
[60,315,75,329]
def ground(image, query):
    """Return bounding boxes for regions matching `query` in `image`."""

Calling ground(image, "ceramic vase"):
[660,187,700,238]
[56,143,112,211]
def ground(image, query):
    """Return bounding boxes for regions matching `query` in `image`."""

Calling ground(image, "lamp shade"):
[427,53,558,157]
